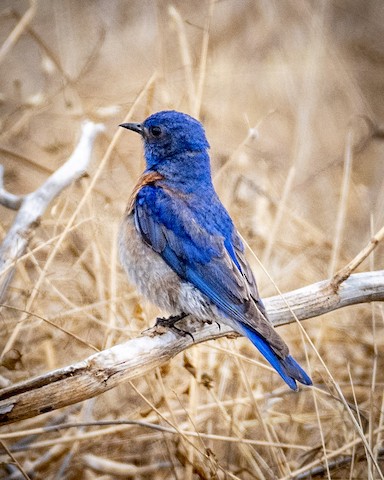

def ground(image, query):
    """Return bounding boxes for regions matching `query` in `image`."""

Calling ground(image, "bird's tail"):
[240,324,312,390]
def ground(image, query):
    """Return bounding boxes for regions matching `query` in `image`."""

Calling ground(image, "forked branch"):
[0,121,104,300]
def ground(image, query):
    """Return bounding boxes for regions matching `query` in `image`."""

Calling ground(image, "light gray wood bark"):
[0,270,382,426]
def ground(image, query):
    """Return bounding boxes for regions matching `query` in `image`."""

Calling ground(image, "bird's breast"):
[118,212,219,321]
[119,212,181,312]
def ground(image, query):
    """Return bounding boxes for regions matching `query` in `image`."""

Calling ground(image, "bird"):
[118,110,312,390]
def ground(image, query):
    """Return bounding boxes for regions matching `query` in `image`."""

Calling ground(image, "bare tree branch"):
[0,121,104,299]
[0,270,382,426]
[331,224,384,289]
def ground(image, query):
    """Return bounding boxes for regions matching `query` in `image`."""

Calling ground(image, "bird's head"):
[120,110,210,172]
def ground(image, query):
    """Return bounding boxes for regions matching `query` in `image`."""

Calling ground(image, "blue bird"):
[119,110,312,390]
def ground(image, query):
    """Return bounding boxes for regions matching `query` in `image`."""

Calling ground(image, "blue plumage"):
[119,110,312,390]
[239,324,312,390]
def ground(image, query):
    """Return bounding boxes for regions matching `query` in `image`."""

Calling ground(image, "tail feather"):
[240,324,312,390]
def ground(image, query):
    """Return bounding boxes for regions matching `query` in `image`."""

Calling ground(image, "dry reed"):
[1,1,384,479]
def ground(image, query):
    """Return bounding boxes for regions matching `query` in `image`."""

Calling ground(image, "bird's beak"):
[119,122,144,136]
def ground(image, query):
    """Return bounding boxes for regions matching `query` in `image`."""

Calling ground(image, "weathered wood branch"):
[0,121,104,300]
[0,270,383,426]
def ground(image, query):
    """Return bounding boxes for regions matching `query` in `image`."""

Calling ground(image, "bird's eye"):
[149,126,162,137]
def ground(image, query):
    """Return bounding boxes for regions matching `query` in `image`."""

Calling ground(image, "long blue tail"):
[240,324,312,390]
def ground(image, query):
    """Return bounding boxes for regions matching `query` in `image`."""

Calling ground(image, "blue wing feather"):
[134,183,312,389]
[238,324,312,389]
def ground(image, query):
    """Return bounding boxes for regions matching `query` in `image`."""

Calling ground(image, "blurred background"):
[0,1,383,478]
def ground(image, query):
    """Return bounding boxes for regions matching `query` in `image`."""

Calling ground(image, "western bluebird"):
[119,110,312,390]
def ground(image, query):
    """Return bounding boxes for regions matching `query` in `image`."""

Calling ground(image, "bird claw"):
[155,313,195,341]
[202,318,221,330]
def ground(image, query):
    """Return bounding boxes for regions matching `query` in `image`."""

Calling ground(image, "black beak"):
[119,122,144,136]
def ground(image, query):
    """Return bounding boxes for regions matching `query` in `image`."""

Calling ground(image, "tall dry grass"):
[1,1,384,478]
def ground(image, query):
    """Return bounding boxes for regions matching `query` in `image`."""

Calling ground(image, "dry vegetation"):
[1,1,384,479]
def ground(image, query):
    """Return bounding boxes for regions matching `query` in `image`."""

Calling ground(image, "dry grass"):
[1,1,384,478]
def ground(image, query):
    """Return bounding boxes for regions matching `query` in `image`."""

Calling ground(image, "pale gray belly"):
[118,213,217,320]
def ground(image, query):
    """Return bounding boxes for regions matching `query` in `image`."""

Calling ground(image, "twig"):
[331,224,384,290]
[0,166,24,210]
[168,6,196,111]
[295,455,358,480]
[0,270,382,426]
[294,448,384,480]
[83,454,172,477]
[329,128,354,275]
[193,0,214,119]
[0,439,31,480]
[0,0,37,66]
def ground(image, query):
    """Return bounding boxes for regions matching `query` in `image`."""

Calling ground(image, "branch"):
[331,223,384,289]
[0,270,383,426]
[0,121,104,299]
[0,166,24,210]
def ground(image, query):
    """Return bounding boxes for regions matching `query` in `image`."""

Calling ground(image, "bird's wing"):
[231,230,268,317]
[134,184,288,358]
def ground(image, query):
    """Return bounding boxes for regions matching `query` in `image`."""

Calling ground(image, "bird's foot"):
[202,318,221,330]
[155,313,194,341]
